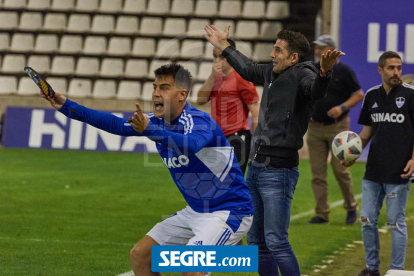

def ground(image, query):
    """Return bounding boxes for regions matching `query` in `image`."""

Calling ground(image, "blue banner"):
[1,106,157,153]
[339,0,414,160]
[151,245,258,272]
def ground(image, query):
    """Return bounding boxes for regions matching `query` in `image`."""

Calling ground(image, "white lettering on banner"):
[28,109,158,152]
[29,110,67,148]
[371,113,405,123]
[367,23,414,63]
[159,251,215,267]
[163,155,190,168]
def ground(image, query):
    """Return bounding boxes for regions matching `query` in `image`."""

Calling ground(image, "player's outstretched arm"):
[41,92,66,110]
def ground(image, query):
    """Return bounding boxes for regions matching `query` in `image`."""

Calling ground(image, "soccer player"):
[40,64,254,276]
[204,26,344,276]
[343,52,414,276]
[196,38,260,174]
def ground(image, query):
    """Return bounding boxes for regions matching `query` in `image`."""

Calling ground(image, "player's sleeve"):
[299,67,331,101]
[142,114,213,155]
[222,46,268,85]
[58,99,141,136]
[358,94,372,126]
[344,66,362,94]
[238,76,260,105]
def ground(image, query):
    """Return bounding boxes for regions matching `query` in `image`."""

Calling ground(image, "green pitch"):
[0,148,413,275]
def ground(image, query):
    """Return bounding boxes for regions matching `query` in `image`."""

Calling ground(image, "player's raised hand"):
[41,91,66,110]
[320,50,345,73]
[130,102,149,133]
[401,159,414,179]
[204,25,231,51]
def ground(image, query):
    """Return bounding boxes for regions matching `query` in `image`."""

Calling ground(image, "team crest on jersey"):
[396,97,405,108]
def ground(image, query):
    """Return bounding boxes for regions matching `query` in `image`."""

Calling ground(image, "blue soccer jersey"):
[59,100,254,218]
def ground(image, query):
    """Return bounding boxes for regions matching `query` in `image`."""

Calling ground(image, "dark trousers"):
[226,130,252,174]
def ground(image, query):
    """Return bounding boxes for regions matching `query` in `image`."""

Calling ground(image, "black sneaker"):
[308,216,328,224]
[346,210,358,225]
[358,268,380,276]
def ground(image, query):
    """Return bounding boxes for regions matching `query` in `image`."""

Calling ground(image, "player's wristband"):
[320,69,333,78]
[340,104,348,113]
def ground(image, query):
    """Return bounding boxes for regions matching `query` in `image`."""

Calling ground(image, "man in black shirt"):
[307,35,364,225]
[344,51,414,276]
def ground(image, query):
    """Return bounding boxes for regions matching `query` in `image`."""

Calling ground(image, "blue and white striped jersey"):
[59,100,254,218]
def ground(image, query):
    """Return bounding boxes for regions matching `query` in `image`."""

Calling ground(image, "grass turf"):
[0,147,413,275]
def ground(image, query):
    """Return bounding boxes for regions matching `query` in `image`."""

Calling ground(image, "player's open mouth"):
[154,102,164,112]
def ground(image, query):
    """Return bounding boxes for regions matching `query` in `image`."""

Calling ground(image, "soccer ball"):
[332,131,363,162]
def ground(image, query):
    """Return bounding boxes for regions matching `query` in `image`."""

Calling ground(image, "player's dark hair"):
[227,38,236,49]
[276,30,310,60]
[154,63,193,93]
[378,51,402,68]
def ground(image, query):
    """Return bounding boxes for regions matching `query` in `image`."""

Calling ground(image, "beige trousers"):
[307,116,357,221]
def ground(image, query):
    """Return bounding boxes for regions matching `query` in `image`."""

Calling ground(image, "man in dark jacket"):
[204,25,344,275]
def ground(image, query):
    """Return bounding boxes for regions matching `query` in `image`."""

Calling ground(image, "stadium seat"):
[132,38,155,57]
[83,36,107,55]
[91,15,115,34]
[27,55,50,73]
[59,35,83,53]
[242,1,265,19]
[0,76,17,95]
[10,34,34,52]
[27,0,50,10]
[3,0,25,8]
[253,43,273,61]
[34,34,58,53]
[46,77,67,94]
[99,0,122,12]
[212,20,235,36]
[43,13,67,31]
[19,12,42,31]
[115,16,139,34]
[204,42,214,58]
[156,39,180,58]
[100,58,124,77]
[76,57,99,76]
[1,55,25,73]
[235,41,253,58]
[256,86,263,100]
[266,1,290,19]
[170,0,193,16]
[51,56,75,74]
[139,17,162,36]
[163,18,186,37]
[188,19,210,38]
[125,59,148,78]
[147,0,169,15]
[141,81,154,101]
[194,0,217,17]
[260,22,283,40]
[123,0,146,14]
[117,81,141,100]
[51,0,75,11]
[180,40,204,58]
[68,79,92,98]
[180,61,198,80]
[75,0,98,11]
[18,77,39,96]
[0,12,19,30]
[191,83,203,103]
[67,14,91,32]
[235,21,259,39]
[92,80,116,99]
[0,33,10,50]
[147,60,167,79]
[219,0,242,18]
[107,37,131,56]
[197,62,213,81]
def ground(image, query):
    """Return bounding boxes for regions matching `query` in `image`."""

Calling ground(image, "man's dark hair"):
[276,30,310,60]
[227,38,236,49]
[378,51,402,68]
[154,63,193,93]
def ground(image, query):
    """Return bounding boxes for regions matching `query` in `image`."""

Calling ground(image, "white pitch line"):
[290,193,362,221]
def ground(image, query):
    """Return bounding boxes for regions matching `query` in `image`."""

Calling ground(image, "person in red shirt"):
[197,39,260,174]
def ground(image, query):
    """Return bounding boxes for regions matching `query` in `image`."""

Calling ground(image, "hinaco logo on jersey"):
[396,97,405,108]
[371,113,405,123]
[163,155,190,168]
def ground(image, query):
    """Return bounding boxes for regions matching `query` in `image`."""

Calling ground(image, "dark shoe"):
[358,268,380,276]
[308,216,328,224]
[346,210,358,225]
